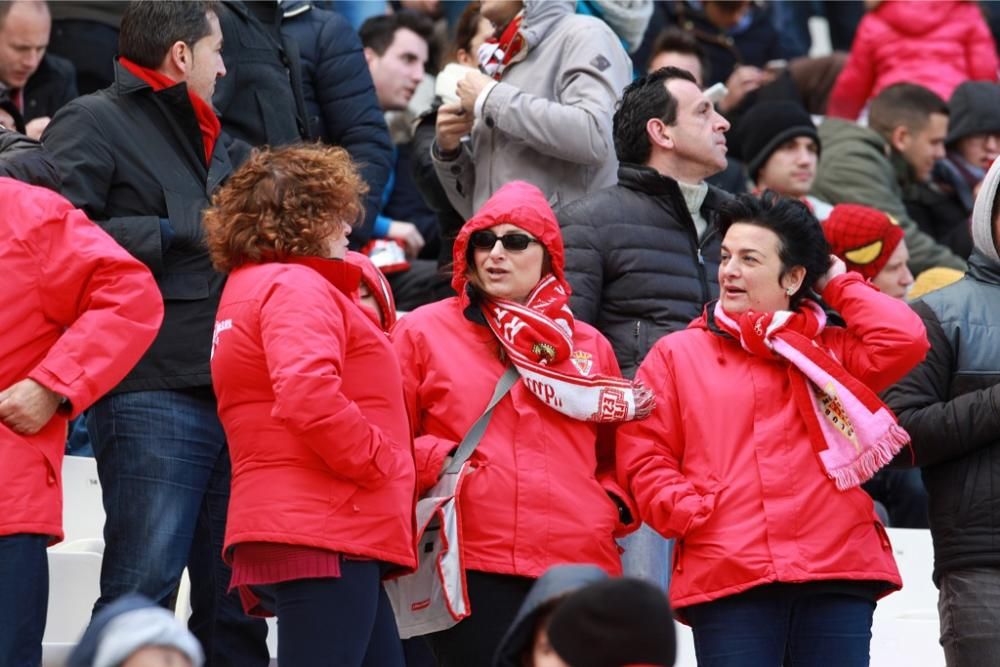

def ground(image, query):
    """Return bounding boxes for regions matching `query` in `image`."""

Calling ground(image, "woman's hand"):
[815,255,847,293]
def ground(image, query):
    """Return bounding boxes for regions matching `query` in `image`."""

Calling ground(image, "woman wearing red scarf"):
[392,180,650,666]
[617,192,929,666]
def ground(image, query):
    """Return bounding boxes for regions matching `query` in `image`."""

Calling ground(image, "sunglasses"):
[469,230,540,252]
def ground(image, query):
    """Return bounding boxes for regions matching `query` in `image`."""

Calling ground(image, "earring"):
[786,287,795,295]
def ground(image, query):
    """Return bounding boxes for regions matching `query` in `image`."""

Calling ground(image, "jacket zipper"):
[695,227,717,306]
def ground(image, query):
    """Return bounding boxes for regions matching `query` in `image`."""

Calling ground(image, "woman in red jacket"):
[391,181,651,666]
[204,145,416,667]
[617,192,929,666]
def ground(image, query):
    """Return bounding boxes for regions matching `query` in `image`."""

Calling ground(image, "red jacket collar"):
[286,256,362,296]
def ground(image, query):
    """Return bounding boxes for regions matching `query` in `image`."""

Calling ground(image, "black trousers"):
[424,570,534,667]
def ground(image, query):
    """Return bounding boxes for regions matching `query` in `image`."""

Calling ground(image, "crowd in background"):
[2,0,1000,666]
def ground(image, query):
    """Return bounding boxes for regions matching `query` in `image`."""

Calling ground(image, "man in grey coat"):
[431,0,631,219]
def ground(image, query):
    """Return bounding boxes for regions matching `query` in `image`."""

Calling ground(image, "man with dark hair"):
[432,0,632,219]
[558,66,730,588]
[0,0,77,139]
[648,27,708,86]
[908,81,1000,259]
[360,10,448,310]
[813,82,966,275]
[41,2,268,664]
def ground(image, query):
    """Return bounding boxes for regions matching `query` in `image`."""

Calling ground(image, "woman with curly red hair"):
[204,144,416,666]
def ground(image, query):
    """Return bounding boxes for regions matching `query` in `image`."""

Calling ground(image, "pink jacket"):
[617,274,929,611]
[828,0,998,120]
[0,178,162,542]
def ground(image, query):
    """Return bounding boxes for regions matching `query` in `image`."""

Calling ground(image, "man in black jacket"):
[42,3,268,665]
[558,66,730,589]
[883,152,1000,666]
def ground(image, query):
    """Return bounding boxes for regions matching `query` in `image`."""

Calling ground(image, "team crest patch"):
[571,351,594,375]
[817,382,859,453]
[532,341,557,361]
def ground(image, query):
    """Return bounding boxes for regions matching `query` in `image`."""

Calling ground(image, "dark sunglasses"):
[469,230,540,252]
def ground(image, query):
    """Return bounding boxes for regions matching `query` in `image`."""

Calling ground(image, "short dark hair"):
[717,191,832,307]
[119,1,218,69]
[868,83,948,139]
[648,27,709,81]
[359,11,434,56]
[614,66,698,165]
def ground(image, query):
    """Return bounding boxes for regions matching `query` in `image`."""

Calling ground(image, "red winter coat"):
[617,274,929,611]
[212,257,416,569]
[391,181,639,579]
[828,0,998,120]
[0,177,162,542]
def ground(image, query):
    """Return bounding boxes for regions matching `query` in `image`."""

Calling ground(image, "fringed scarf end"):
[830,425,911,491]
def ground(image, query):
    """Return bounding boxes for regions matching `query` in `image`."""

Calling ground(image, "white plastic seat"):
[60,455,105,545]
[43,550,101,646]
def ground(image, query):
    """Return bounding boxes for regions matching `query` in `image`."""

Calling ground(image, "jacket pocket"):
[873,520,892,552]
[163,188,205,248]
[672,539,683,574]
[158,272,210,302]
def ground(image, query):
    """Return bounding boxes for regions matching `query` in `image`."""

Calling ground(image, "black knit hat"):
[547,578,675,667]
[946,81,1000,147]
[735,101,820,180]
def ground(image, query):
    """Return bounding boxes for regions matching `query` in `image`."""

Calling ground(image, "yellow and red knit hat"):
[822,204,904,280]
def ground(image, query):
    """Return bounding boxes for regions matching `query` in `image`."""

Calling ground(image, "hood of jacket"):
[521,0,575,48]
[492,564,608,667]
[971,152,1000,265]
[877,0,959,36]
[451,180,569,303]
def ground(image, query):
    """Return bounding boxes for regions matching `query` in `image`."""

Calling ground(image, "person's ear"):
[781,265,806,294]
[648,117,673,151]
[890,125,910,154]
[363,47,378,68]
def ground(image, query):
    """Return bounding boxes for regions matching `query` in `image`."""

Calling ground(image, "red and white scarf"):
[481,275,653,423]
[713,300,910,490]
[477,12,528,80]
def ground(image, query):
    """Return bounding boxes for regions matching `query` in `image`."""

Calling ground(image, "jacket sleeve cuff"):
[474,80,500,120]
[372,214,391,239]
[414,436,456,495]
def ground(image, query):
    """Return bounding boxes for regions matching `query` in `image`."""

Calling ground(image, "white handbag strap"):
[444,366,519,475]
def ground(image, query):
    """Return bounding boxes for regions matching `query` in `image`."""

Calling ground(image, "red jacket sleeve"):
[964,5,1000,81]
[615,341,721,540]
[26,196,162,416]
[390,317,456,495]
[821,272,929,393]
[259,276,394,488]
[826,18,877,120]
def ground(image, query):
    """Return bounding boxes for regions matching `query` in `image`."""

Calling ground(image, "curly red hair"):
[204,144,368,273]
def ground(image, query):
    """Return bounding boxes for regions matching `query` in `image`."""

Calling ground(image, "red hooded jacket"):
[211,256,416,569]
[391,181,639,578]
[828,0,998,120]
[0,177,162,542]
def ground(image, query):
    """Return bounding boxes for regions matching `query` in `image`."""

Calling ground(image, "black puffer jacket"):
[883,252,1000,585]
[282,1,392,244]
[558,163,726,378]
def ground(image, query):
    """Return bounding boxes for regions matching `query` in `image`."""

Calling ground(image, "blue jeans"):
[0,534,48,667]
[253,560,404,667]
[684,585,876,666]
[87,388,268,666]
[618,523,672,591]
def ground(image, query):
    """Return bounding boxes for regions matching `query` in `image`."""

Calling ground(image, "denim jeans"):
[939,567,1000,666]
[87,388,268,666]
[253,560,404,667]
[618,523,672,591]
[684,585,876,667]
[0,534,49,667]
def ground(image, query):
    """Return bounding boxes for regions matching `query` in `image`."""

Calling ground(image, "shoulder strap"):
[445,366,519,474]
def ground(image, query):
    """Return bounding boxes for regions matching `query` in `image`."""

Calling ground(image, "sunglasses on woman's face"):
[469,230,540,252]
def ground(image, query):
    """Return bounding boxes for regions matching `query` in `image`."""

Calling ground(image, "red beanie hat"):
[822,204,904,280]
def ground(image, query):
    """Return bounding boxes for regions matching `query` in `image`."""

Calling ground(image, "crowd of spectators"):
[2,0,1000,666]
